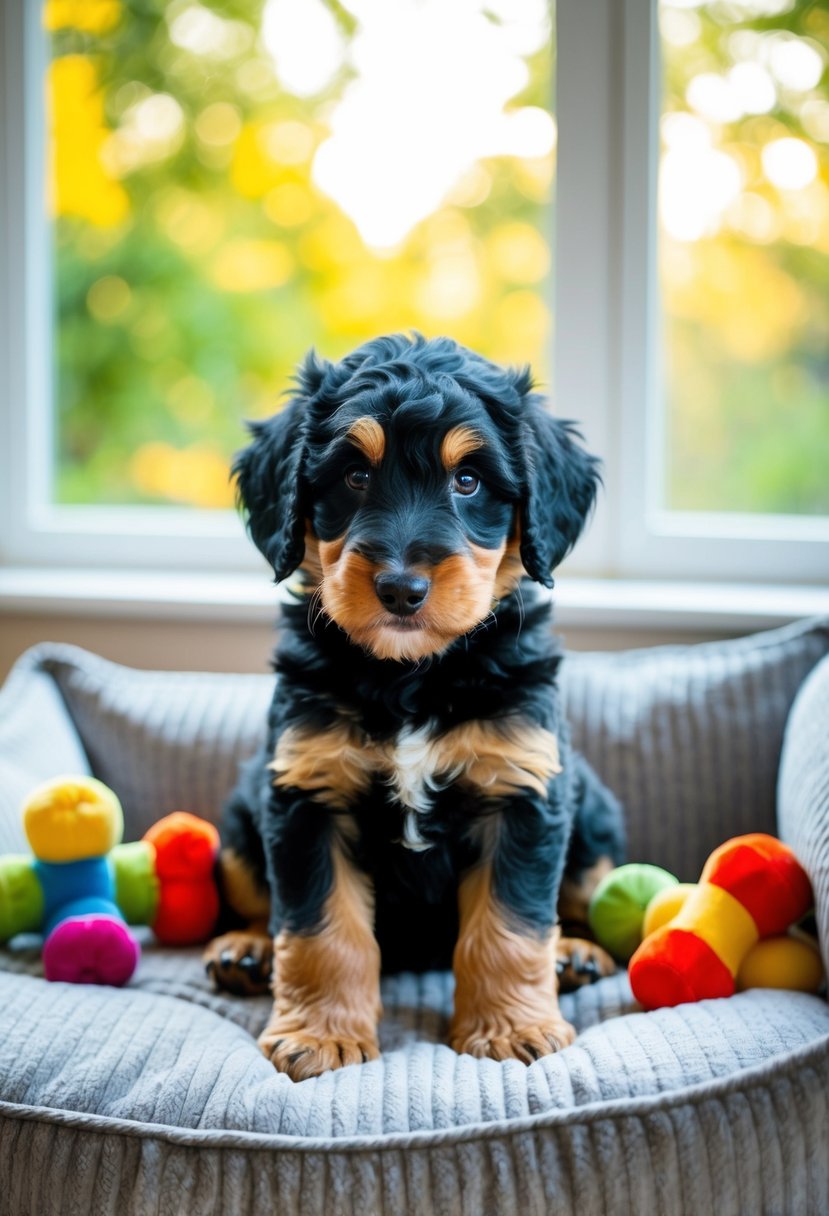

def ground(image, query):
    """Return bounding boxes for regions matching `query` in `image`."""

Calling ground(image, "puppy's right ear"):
[232,396,307,583]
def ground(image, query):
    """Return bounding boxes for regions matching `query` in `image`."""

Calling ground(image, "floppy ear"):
[232,395,307,583]
[519,400,601,588]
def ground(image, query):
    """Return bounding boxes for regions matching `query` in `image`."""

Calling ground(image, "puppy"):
[205,333,624,1080]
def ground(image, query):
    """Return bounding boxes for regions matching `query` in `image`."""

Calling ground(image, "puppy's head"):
[235,334,599,661]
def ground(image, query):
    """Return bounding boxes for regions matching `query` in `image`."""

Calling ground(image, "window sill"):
[0,566,826,634]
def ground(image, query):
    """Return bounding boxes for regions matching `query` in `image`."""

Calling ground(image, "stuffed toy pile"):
[589,833,823,1010]
[0,775,220,986]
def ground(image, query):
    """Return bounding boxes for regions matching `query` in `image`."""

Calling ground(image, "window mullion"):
[616,0,661,578]
[553,0,622,578]
[0,0,26,565]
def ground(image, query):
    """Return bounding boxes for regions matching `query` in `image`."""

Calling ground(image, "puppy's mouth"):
[382,614,426,631]
[313,539,511,662]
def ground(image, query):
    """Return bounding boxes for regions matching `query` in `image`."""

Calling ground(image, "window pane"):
[45,0,554,509]
[659,0,829,517]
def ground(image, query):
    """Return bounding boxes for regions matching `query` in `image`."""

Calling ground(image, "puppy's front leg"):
[449,862,575,1062]
[259,837,381,1080]
[446,720,575,1061]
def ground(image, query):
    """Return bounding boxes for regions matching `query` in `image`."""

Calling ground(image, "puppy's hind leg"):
[205,919,273,996]
[205,777,274,996]
[556,753,625,990]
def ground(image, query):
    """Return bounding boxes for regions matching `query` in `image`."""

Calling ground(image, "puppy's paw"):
[449,1015,576,1063]
[203,930,273,996]
[258,1026,380,1080]
[556,936,616,992]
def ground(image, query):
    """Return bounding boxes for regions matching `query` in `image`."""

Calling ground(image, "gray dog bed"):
[0,616,828,1215]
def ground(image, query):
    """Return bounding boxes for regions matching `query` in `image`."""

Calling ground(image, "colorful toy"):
[0,775,220,986]
[587,863,680,962]
[628,833,815,1010]
[642,882,698,940]
[737,934,823,994]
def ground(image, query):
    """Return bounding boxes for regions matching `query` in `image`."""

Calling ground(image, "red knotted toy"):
[628,833,814,1010]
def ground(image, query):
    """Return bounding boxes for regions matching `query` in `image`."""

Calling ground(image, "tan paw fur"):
[258,1025,380,1080]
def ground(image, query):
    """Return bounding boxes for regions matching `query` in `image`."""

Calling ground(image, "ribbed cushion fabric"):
[0,621,828,1215]
[0,968,827,1215]
[0,951,828,1216]
[5,614,828,877]
[0,956,826,1134]
[562,617,829,877]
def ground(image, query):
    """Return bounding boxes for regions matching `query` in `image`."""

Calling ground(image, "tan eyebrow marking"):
[346,417,385,467]
[440,425,484,470]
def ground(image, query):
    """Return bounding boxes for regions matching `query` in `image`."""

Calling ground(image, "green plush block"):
[0,856,44,940]
[588,863,679,962]
[111,841,159,926]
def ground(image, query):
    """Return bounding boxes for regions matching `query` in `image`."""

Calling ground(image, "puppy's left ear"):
[519,399,601,588]
[232,396,307,582]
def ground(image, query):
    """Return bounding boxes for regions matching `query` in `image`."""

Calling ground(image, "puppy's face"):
[302,400,524,662]
[234,335,600,663]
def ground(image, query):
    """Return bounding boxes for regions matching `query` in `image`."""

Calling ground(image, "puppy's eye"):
[345,466,371,491]
[452,469,480,497]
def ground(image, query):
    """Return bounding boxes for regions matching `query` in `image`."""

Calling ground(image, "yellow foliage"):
[210,238,294,292]
[155,189,225,255]
[195,103,242,148]
[130,442,233,508]
[487,222,550,284]
[317,264,393,330]
[492,290,551,366]
[44,0,121,34]
[230,124,273,198]
[416,251,482,321]
[298,213,365,270]
[231,121,315,199]
[664,241,805,362]
[264,183,315,228]
[48,56,129,226]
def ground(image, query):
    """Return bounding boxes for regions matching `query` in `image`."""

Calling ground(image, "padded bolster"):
[778,653,829,978]
[0,648,91,854]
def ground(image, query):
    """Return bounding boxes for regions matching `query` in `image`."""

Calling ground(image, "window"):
[1,0,827,587]
[610,0,829,583]
[660,0,829,521]
[28,0,554,516]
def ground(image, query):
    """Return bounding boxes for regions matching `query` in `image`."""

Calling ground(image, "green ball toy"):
[588,863,679,962]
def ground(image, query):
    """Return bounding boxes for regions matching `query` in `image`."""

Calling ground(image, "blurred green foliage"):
[48,0,554,507]
[661,0,829,516]
[48,0,829,519]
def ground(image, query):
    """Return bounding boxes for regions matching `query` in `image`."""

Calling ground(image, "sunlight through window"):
[44,0,554,510]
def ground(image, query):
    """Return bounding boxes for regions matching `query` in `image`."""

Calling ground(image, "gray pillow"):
[6,615,826,881]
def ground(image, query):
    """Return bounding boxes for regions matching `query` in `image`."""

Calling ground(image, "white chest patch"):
[385,723,463,852]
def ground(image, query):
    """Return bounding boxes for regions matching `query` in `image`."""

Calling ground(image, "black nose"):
[374,572,430,616]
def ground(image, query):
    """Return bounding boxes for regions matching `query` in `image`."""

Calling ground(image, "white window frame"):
[556,0,829,585]
[1,0,827,588]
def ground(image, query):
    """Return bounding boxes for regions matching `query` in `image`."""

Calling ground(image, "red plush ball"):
[144,813,220,945]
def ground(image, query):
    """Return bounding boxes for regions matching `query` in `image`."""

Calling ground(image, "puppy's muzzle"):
[374,571,431,617]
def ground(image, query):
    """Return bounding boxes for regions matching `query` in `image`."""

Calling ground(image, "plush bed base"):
[1,621,828,1215]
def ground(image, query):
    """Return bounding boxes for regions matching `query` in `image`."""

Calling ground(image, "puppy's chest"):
[271,714,562,851]
[383,724,462,850]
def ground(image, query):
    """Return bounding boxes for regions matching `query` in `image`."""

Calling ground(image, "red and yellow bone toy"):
[628,833,815,1010]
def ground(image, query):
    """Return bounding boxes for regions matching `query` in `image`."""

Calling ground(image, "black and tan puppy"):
[205,333,624,1080]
